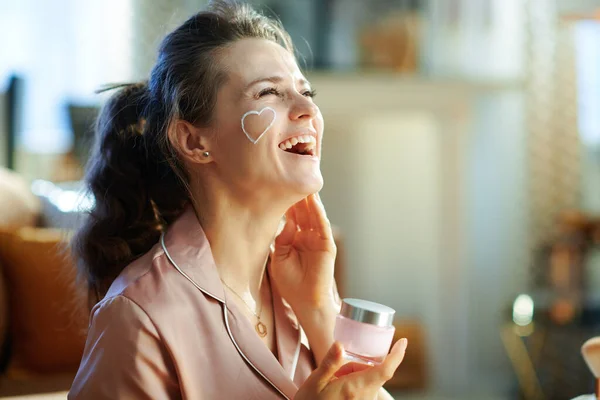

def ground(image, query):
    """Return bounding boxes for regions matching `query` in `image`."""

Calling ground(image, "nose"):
[289,93,318,121]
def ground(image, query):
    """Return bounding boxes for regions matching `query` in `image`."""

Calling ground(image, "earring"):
[202,151,210,157]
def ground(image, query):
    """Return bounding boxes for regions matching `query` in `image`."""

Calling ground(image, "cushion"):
[0,168,41,229]
[0,227,87,375]
[0,168,41,375]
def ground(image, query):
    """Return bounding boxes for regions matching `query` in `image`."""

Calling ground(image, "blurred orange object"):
[359,11,421,73]
[0,227,87,376]
[384,320,428,391]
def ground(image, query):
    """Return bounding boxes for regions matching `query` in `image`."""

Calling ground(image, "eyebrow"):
[243,75,311,92]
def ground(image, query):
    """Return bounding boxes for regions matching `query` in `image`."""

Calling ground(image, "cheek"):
[314,110,325,136]
[240,106,277,144]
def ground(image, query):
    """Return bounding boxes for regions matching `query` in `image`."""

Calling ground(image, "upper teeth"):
[278,135,316,150]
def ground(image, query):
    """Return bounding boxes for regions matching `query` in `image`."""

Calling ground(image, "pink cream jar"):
[333,298,396,365]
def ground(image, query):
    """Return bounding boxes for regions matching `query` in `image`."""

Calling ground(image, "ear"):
[168,120,213,164]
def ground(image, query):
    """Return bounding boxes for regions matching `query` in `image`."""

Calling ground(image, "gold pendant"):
[255,321,267,337]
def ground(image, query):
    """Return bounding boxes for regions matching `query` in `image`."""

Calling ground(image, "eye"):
[258,87,282,98]
[302,89,317,98]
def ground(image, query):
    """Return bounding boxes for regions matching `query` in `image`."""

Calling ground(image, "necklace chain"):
[218,263,270,338]
[220,280,263,320]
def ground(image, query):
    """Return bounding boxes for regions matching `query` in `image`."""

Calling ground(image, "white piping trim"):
[160,233,225,303]
[289,327,302,381]
[223,305,290,400]
[160,233,289,399]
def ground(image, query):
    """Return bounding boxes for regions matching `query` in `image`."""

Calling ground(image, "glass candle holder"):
[333,298,396,365]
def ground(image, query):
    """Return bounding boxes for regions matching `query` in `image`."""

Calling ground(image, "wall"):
[465,90,528,392]
[310,74,526,395]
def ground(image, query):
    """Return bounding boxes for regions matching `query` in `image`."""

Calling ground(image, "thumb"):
[308,342,346,392]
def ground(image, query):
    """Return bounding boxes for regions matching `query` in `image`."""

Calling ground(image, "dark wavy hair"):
[71,0,293,305]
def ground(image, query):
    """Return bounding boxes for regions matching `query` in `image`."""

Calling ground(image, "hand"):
[295,339,408,400]
[270,193,337,312]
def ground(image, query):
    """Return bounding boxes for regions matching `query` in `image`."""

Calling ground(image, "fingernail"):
[400,338,408,348]
[332,341,344,358]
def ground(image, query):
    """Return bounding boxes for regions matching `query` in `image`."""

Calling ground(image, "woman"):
[69,1,407,399]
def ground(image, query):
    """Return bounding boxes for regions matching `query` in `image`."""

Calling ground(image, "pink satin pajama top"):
[68,206,316,399]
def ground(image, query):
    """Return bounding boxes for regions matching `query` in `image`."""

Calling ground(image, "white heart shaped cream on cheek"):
[241,106,276,144]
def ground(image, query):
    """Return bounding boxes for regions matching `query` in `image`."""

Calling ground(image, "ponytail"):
[71,83,186,304]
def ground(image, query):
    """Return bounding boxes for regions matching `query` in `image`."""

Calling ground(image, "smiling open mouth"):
[278,135,316,156]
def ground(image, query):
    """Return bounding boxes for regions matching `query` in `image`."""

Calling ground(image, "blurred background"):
[1,0,600,399]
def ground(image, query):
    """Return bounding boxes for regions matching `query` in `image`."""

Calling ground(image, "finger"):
[286,206,297,226]
[307,194,320,231]
[334,361,372,378]
[358,338,407,387]
[308,193,333,240]
[274,214,296,249]
[305,341,346,393]
[293,197,311,231]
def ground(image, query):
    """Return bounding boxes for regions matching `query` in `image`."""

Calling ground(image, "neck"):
[190,184,290,299]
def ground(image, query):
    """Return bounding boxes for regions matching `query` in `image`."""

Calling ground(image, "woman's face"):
[208,38,324,201]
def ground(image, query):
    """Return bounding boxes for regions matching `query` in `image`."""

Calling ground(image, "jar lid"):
[340,298,395,327]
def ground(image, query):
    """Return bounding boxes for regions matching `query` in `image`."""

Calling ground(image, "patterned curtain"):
[526,0,581,248]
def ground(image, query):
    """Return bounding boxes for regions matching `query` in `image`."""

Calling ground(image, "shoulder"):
[101,240,190,312]
[103,241,165,298]
[98,239,217,330]
[70,296,180,399]
[82,295,163,367]
[90,294,158,336]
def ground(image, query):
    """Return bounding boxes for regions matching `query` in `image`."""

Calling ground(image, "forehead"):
[218,38,305,84]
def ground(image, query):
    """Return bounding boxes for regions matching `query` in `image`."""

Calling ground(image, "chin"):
[293,175,324,196]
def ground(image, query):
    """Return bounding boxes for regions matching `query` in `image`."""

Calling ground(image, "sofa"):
[0,168,84,398]
[0,167,427,398]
